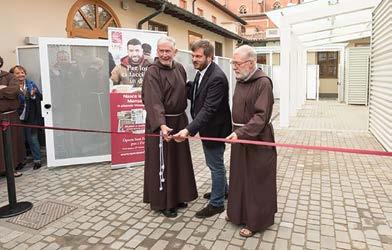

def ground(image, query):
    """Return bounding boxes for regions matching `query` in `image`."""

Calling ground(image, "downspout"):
[137,3,166,29]
[192,0,197,13]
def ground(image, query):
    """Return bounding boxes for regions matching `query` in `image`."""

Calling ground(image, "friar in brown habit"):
[226,45,277,237]
[142,37,198,218]
[0,56,25,177]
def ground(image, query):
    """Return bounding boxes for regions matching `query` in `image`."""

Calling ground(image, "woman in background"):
[10,65,42,170]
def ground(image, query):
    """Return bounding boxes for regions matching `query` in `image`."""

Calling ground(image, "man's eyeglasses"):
[230,60,251,66]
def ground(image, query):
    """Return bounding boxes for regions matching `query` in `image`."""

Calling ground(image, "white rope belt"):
[159,131,165,191]
[165,112,183,117]
[159,112,183,191]
[1,110,17,115]
[232,120,272,127]
[232,121,245,127]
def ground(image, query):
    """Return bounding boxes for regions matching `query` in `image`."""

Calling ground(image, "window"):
[273,1,281,9]
[179,0,187,9]
[197,8,204,17]
[66,0,121,39]
[257,54,266,64]
[148,21,168,33]
[212,15,217,24]
[318,52,338,78]
[215,42,223,57]
[240,25,246,34]
[188,31,203,49]
[239,5,248,14]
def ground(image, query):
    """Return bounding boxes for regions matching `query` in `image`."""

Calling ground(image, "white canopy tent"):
[266,0,381,127]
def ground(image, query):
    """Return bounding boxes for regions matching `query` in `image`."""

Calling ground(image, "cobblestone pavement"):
[1,100,391,250]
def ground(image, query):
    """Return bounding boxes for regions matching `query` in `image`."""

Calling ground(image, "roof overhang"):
[266,0,381,47]
[135,0,250,42]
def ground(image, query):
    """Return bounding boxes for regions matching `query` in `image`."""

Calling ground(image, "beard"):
[193,59,209,71]
[130,56,142,65]
[235,71,249,80]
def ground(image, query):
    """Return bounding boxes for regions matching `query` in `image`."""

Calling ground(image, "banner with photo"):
[108,28,166,169]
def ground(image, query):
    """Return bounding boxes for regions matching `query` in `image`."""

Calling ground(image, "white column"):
[269,52,273,66]
[301,48,308,105]
[289,38,298,116]
[279,21,291,127]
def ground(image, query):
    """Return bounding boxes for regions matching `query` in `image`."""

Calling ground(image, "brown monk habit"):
[227,69,277,232]
[142,59,198,211]
[0,70,26,173]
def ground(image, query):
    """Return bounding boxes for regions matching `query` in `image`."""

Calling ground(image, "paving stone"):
[243,237,259,249]
[150,240,169,250]
[0,100,390,250]
[263,230,277,242]
[211,240,228,250]
[291,232,305,246]
[274,238,288,249]
[176,228,193,241]
[124,235,145,248]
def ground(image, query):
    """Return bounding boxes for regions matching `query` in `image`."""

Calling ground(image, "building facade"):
[0,0,247,70]
[218,0,302,42]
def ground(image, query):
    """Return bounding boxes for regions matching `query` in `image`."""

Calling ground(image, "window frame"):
[273,1,281,10]
[179,0,187,9]
[66,0,121,39]
[211,15,217,24]
[317,52,339,79]
[215,41,223,57]
[188,31,203,50]
[148,20,168,33]
[239,5,248,14]
[197,7,204,17]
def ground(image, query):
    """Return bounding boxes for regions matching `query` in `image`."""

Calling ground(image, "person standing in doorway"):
[174,39,231,218]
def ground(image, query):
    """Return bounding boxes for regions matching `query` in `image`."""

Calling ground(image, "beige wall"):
[347,37,371,47]
[307,52,317,65]
[193,0,239,25]
[224,39,235,59]
[145,12,228,53]
[319,79,338,94]
[307,52,338,94]
[0,0,236,70]
[264,53,280,65]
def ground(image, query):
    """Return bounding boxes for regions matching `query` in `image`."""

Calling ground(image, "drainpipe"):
[137,3,166,29]
[192,0,197,13]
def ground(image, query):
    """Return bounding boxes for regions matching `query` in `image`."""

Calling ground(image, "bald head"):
[232,45,257,80]
[234,45,257,64]
[157,36,177,66]
[157,36,176,49]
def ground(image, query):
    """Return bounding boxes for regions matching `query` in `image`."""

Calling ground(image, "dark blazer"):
[186,62,232,147]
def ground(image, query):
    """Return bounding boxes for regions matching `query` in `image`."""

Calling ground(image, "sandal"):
[239,227,255,238]
[14,171,23,177]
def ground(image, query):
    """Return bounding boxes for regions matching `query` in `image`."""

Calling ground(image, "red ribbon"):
[3,122,392,157]
[0,121,10,131]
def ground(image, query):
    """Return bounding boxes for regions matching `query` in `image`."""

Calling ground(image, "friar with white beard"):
[141,37,197,218]
[225,45,277,238]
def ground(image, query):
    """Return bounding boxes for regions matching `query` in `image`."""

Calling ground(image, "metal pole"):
[3,118,17,208]
[0,112,33,218]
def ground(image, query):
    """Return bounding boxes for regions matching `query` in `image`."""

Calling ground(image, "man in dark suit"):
[174,39,232,218]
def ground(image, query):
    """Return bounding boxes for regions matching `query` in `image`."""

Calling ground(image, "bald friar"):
[142,37,198,218]
[226,45,277,237]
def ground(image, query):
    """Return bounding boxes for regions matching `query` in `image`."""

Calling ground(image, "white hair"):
[234,45,257,62]
[157,36,176,49]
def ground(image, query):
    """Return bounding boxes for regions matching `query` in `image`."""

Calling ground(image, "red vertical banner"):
[108,28,166,169]
[109,92,145,168]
